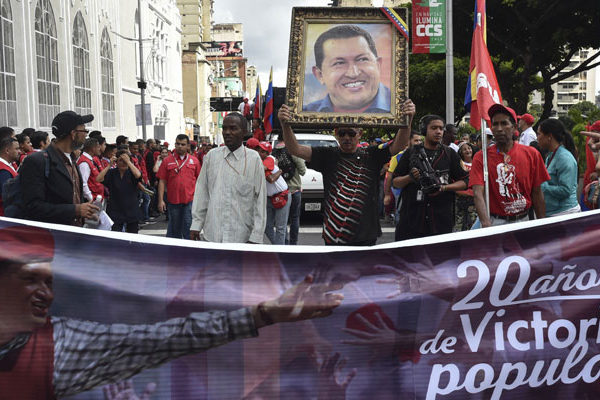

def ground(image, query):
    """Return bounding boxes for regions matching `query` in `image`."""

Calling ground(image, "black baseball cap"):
[51,111,94,138]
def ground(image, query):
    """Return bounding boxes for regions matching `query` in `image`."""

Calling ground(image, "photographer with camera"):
[392,115,468,241]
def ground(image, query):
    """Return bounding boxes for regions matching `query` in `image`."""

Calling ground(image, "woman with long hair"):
[536,119,580,216]
[454,142,478,231]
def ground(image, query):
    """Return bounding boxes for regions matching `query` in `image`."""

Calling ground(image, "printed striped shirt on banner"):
[3,309,257,398]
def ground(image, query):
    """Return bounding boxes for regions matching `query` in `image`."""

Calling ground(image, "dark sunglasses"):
[337,129,358,138]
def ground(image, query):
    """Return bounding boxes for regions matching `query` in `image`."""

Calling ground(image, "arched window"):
[72,12,91,116]
[0,0,16,126]
[100,29,115,127]
[35,0,59,127]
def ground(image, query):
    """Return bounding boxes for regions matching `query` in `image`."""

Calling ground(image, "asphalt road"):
[139,212,397,246]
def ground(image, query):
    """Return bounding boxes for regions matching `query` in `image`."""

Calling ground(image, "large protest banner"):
[2,211,600,399]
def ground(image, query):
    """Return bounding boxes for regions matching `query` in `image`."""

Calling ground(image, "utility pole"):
[137,0,148,140]
[445,0,454,125]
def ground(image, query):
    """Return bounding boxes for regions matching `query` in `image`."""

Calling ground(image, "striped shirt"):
[0,308,258,398]
[191,145,266,243]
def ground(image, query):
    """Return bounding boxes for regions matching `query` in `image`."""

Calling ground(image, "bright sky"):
[214,0,331,90]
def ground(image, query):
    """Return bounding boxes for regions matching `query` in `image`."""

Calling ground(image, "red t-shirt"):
[156,154,201,204]
[253,128,266,142]
[470,143,549,216]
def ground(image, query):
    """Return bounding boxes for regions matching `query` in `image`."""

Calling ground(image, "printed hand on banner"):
[257,272,344,326]
[342,312,417,362]
[102,380,157,400]
[316,352,357,400]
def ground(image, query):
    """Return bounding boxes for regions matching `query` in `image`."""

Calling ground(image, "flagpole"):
[445,0,454,125]
[481,118,490,219]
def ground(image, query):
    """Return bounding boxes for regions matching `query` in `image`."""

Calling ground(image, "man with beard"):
[19,111,100,226]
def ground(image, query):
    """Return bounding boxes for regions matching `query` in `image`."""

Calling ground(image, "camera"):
[410,146,447,194]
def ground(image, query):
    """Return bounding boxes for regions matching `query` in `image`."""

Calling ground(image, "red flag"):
[263,67,273,135]
[464,0,502,129]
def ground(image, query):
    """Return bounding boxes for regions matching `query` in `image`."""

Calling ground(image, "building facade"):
[551,49,597,116]
[0,0,184,143]
[177,0,214,142]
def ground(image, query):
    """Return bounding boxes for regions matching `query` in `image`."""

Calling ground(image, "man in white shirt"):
[76,138,103,202]
[190,113,266,243]
[517,113,537,146]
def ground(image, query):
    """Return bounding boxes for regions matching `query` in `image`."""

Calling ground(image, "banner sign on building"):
[412,0,446,54]
[203,41,243,57]
[135,104,152,126]
[3,211,600,398]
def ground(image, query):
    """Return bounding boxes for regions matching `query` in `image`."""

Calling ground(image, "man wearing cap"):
[278,100,415,246]
[191,113,266,243]
[0,225,343,399]
[517,113,537,146]
[470,104,550,228]
[19,111,100,226]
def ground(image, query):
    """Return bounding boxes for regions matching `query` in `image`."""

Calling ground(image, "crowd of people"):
[0,101,598,246]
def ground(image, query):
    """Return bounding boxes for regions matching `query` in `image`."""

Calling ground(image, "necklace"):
[225,147,247,175]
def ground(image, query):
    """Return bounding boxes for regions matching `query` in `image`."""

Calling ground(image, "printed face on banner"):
[302,23,392,114]
[0,262,54,334]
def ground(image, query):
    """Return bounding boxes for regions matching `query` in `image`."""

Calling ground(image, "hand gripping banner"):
[2,211,600,399]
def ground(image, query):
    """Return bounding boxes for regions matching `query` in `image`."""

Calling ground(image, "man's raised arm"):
[278,105,313,162]
[388,99,416,156]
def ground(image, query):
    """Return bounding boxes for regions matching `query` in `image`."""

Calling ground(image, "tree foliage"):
[452,0,600,119]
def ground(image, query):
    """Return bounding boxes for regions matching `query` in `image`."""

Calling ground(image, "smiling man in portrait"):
[303,24,391,114]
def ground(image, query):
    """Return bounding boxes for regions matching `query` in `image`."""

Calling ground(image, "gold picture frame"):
[285,7,409,129]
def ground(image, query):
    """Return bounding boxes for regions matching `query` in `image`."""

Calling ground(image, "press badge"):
[416,190,424,202]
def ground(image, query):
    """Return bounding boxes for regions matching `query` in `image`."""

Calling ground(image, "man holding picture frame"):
[278,99,415,246]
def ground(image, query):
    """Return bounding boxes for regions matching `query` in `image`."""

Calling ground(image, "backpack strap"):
[42,150,50,178]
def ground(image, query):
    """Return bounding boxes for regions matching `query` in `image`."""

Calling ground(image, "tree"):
[409,54,471,125]
[452,0,600,119]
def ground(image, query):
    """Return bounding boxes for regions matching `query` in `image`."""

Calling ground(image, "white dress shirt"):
[519,126,537,146]
[77,152,94,201]
[191,145,266,243]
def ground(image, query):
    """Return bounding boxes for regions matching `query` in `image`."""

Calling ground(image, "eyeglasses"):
[75,129,89,134]
[337,130,358,138]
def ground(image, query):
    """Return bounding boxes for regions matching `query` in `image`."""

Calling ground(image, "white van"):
[273,133,338,214]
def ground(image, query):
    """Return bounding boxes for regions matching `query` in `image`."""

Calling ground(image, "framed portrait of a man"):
[286,7,409,128]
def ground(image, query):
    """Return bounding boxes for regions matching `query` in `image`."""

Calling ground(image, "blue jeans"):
[266,192,291,245]
[140,190,150,220]
[286,191,302,245]
[167,202,192,239]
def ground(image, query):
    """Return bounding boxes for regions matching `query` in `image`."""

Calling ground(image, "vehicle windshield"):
[274,139,338,148]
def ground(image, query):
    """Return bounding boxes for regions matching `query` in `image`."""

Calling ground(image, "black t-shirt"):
[394,144,468,240]
[104,169,142,223]
[310,145,390,244]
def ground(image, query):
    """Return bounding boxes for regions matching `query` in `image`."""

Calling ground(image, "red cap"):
[163,142,169,148]
[488,104,518,125]
[589,121,600,132]
[258,141,272,153]
[517,113,535,125]
[0,226,55,263]
[246,138,259,149]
